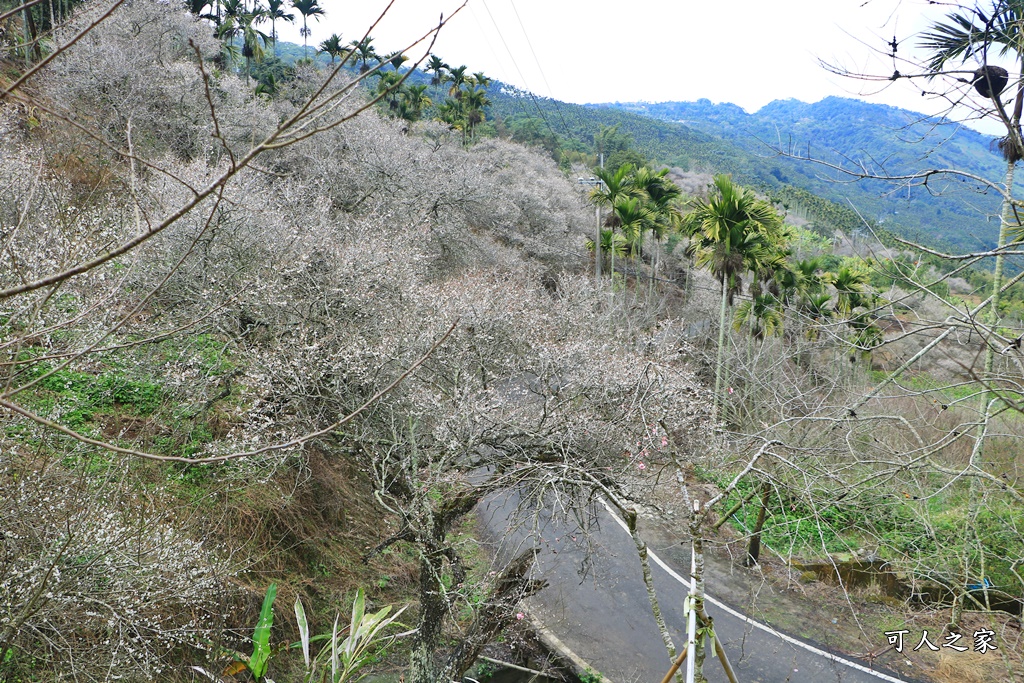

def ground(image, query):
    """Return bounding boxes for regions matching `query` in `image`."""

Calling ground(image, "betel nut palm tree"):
[349,36,379,73]
[590,163,641,279]
[446,65,468,96]
[319,33,344,64]
[628,166,683,294]
[684,175,785,417]
[470,71,492,88]
[399,84,432,122]
[830,265,869,318]
[611,197,654,258]
[426,55,448,85]
[425,55,449,108]
[460,85,490,142]
[291,0,324,60]
[216,6,269,79]
[734,294,784,340]
[265,0,295,57]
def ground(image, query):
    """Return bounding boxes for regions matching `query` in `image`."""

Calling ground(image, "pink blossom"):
[728,387,734,395]
[661,436,668,447]
[638,462,646,471]
[516,612,525,621]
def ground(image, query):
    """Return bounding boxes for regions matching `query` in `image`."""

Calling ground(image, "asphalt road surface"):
[478,493,917,683]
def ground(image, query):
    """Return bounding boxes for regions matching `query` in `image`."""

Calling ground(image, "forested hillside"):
[252,37,1015,254]
[265,40,1008,254]
[597,97,1012,250]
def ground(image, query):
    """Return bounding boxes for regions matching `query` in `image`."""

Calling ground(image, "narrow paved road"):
[478,493,917,683]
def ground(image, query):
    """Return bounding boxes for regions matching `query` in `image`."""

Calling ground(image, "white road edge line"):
[598,500,910,683]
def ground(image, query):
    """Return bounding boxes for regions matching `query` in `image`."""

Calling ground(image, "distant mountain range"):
[589,97,1014,252]
[266,37,1012,252]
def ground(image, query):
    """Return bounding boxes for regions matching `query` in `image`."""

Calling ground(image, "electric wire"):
[466,1,534,122]
[505,0,574,139]
[477,0,561,142]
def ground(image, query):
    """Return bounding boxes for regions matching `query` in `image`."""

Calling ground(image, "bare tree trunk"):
[623,508,682,680]
[649,236,658,300]
[22,9,33,66]
[948,589,964,631]
[691,529,708,683]
[26,7,40,60]
[979,159,1016,429]
[744,483,771,567]
[713,488,759,530]
[409,549,446,683]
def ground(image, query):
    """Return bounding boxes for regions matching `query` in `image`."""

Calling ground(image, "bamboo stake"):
[692,607,740,683]
[714,632,739,683]
[659,646,688,683]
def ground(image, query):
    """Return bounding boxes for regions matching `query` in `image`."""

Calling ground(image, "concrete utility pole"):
[577,175,603,284]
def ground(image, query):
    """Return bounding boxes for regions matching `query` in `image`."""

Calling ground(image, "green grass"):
[868,368,981,404]
[29,363,163,425]
[157,333,235,376]
[721,484,855,555]
[713,475,1024,594]
[9,332,245,460]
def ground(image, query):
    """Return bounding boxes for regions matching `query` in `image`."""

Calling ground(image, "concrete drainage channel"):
[461,608,611,683]
[524,610,613,683]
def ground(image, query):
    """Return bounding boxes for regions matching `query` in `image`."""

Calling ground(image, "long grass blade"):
[295,596,310,669]
[249,583,278,679]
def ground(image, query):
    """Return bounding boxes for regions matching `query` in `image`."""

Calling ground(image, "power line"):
[467,2,512,79]
[505,0,574,139]
[466,2,534,122]
[477,0,561,141]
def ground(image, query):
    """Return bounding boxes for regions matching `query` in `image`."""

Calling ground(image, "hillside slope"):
[0,5,711,681]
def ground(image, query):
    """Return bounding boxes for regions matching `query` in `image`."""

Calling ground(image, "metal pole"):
[685,540,697,683]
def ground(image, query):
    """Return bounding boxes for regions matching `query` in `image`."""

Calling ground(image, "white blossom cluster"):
[41,0,222,157]
[1,0,717,678]
[0,459,237,680]
[2,0,715,466]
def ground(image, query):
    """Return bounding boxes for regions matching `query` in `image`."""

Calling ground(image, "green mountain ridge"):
[268,36,1009,253]
[591,96,1013,251]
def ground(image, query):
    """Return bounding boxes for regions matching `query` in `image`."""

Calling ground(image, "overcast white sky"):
[276,0,1003,133]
